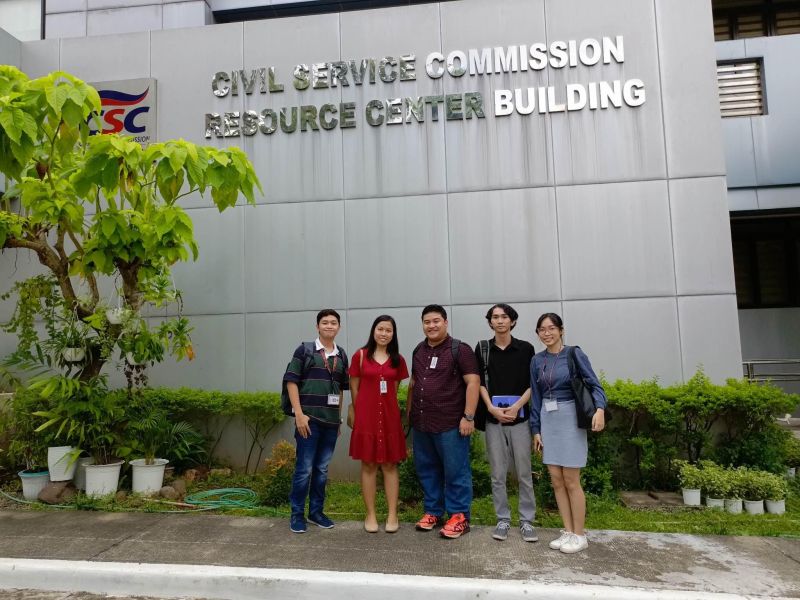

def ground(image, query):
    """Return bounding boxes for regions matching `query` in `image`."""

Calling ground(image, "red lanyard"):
[541,349,563,396]
[320,349,338,377]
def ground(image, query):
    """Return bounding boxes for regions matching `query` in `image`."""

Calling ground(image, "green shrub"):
[738,468,770,501]
[2,388,53,472]
[726,467,749,500]
[398,454,422,504]
[785,437,800,469]
[762,473,788,501]
[471,460,492,499]
[531,451,556,509]
[112,387,285,473]
[582,462,615,497]
[698,461,729,498]
[593,371,798,491]
[677,461,704,489]
[260,441,295,507]
[714,424,790,474]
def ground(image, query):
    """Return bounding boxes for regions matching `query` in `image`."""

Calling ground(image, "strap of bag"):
[479,339,490,394]
[566,345,580,381]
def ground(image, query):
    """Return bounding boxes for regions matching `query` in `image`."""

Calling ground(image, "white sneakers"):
[549,531,589,553]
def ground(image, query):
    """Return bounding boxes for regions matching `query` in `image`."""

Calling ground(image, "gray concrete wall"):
[719,34,800,211]
[0,26,21,66]
[44,0,213,38]
[1,0,742,475]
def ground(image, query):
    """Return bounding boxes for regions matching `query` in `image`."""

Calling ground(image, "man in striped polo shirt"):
[284,309,349,534]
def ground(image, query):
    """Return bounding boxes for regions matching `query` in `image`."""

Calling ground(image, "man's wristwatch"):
[463,413,474,422]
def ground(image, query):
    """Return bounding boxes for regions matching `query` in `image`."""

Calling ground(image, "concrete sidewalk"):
[0,510,798,599]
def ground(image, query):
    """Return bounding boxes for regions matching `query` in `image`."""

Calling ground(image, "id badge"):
[327,394,340,406]
[430,356,438,369]
[379,379,388,394]
[544,397,558,412]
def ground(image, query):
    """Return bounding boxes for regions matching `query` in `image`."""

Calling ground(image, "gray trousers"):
[485,421,536,523]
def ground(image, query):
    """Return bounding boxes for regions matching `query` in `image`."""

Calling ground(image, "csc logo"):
[89,88,150,135]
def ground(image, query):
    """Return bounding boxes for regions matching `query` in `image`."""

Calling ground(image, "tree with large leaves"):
[0,66,262,386]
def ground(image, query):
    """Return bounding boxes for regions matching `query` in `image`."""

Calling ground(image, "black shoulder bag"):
[566,346,599,430]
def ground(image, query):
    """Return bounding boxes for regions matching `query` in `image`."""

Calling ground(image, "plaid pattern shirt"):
[410,336,479,433]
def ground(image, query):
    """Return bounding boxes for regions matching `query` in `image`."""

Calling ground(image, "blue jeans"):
[290,420,338,518]
[412,427,472,519]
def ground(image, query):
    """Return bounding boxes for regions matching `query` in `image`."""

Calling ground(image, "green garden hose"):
[183,488,259,509]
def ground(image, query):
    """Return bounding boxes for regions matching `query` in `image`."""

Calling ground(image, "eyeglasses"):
[537,326,560,334]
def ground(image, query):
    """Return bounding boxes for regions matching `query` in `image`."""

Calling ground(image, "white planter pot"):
[682,488,701,506]
[47,446,77,481]
[706,497,724,509]
[766,499,786,515]
[18,470,50,501]
[73,457,95,491]
[130,458,169,496]
[724,498,743,514]
[787,467,796,478]
[62,347,85,362]
[84,461,123,497]
[744,499,764,515]
[105,308,126,324]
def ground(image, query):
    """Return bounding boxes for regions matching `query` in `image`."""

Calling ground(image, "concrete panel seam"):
[652,0,671,181]
[167,293,739,319]
[438,2,456,309]
[666,182,684,380]
[239,206,247,390]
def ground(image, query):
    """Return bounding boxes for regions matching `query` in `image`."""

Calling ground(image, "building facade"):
[4,0,784,466]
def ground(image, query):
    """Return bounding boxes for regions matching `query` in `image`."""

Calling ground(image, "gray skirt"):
[541,400,588,468]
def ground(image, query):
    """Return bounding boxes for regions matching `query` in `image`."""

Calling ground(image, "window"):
[717,59,765,117]
[713,0,800,40]
[0,0,42,41]
[731,213,800,309]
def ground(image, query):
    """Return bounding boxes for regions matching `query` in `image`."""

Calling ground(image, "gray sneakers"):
[520,521,539,542]
[492,520,511,541]
[493,520,538,542]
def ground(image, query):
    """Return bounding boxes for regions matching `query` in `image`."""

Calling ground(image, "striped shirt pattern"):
[283,343,349,427]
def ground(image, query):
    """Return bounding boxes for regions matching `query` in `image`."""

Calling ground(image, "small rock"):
[115,490,128,502]
[38,481,69,505]
[209,468,231,477]
[160,485,178,500]
[171,479,187,495]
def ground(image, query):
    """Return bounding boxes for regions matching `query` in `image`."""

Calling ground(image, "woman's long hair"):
[363,314,401,368]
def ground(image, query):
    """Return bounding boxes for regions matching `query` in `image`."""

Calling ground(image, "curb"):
[0,558,792,600]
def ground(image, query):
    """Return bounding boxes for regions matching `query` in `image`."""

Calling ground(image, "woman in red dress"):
[349,314,409,533]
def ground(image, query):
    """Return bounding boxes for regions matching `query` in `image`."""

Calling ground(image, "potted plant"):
[34,375,125,497]
[724,467,745,514]
[118,321,165,367]
[104,301,130,326]
[6,389,52,500]
[125,410,173,495]
[677,461,703,506]
[741,469,765,515]
[699,461,726,508]
[764,473,789,515]
[58,327,87,364]
[120,393,206,495]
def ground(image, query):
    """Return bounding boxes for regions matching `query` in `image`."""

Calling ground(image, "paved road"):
[2,592,211,600]
[0,510,798,599]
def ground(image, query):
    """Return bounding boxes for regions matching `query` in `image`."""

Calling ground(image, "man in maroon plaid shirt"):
[407,304,480,539]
